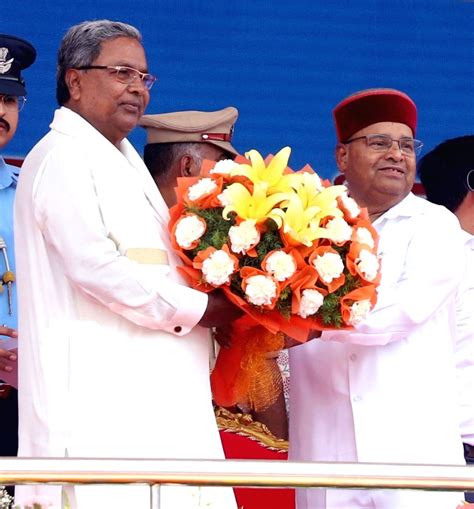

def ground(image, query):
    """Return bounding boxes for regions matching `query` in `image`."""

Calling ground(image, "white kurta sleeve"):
[455,240,474,445]
[32,145,207,336]
[324,210,465,346]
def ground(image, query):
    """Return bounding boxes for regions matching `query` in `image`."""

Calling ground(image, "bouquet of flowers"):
[169,147,381,410]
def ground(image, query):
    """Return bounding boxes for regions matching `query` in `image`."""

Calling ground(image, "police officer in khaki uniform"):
[139,107,290,440]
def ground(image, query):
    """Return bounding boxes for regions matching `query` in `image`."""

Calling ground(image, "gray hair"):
[56,19,142,105]
[172,143,205,169]
[144,142,207,179]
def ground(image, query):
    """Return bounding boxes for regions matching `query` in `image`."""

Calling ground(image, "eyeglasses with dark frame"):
[344,134,423,156]
[75,65,157,90]
[0,94,27,112]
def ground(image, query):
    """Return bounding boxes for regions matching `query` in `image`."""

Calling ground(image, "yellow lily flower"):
[287,171,347,211]
[221,181,290,224]
[271,194,322,246]
[230,146,295,195]
[272,179,349,246]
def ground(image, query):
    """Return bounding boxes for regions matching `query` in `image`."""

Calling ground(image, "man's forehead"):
[354,121,414,138]
[95,37,147,64]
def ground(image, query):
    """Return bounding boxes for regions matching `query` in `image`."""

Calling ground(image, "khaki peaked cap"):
[139,107,239,157]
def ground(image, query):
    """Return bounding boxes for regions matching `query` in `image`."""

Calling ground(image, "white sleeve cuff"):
[162,285,209,336]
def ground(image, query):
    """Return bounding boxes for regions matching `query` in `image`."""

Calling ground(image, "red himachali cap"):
[333,88,417,142]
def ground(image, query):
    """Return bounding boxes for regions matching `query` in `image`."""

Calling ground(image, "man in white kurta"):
[14,20,238,509]
[289,89,466,508]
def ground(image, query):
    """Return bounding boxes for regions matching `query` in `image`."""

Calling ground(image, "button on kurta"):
[350,353,357,361]
[174,326,182,333]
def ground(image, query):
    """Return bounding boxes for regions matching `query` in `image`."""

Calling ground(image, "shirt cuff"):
[163,285,209,336]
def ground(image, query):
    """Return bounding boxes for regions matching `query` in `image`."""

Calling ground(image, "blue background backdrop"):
[2,0,473,179]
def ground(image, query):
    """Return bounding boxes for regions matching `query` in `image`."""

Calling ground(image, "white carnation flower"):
[265,251,297,281]
[340,192,360,218]
[325,217,353,243]
[201,250,235,286]
[303,171,323,192]
[298,289,325,318]
[229,221,260,254]
[349,299,372,325]
[356,249,379,282]
[312,252,344,284]
[210,159,239,174]
[355,227,375,249]
[188,178,217,201]
[244,275,278,306]
[217,188,232,206]
[175,215,206,249]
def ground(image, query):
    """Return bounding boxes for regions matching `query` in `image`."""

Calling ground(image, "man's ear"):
[179,155,199,177]
[179,155,192,177]
[65,69,82,101]
[335,143,348,174]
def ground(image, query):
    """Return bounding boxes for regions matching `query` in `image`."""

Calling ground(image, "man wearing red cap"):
[289,89,467,508]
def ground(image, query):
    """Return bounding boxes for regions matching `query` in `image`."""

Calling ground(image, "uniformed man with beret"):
[0,32,36,470]
[139,107,239,207]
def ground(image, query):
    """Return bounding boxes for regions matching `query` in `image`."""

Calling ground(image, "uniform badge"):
[0,48,14,74]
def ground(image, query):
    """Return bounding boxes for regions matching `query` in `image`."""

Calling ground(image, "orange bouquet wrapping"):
[169,147,381,410]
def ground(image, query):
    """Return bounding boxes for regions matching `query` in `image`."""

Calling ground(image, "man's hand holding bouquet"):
[169,147,381,410]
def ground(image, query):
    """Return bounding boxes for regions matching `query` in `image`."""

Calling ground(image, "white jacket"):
[14,107,236,509]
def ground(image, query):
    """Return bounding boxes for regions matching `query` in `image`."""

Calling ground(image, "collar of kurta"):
[0,156,19,190]
[51,106,132,154]
[374,192,424,225]
[50,107,170,225]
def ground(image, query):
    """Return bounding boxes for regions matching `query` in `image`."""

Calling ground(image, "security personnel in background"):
[139,107,239,207]
[0,33,36,458]
[419,136,474,502]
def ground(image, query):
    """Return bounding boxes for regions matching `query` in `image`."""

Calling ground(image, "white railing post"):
[150,484,160,509]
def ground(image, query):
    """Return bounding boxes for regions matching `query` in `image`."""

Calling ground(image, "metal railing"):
[1,457,473,489]
[1,458,473,507]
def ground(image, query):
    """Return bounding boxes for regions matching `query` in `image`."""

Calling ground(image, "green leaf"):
[186,207,236,257]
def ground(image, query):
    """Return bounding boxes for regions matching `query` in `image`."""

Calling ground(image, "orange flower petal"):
[185,176,225,209]
[340,285,378,325]
[346,242,381,285]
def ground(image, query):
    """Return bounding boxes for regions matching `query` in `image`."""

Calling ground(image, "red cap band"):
[201,132,233,142]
